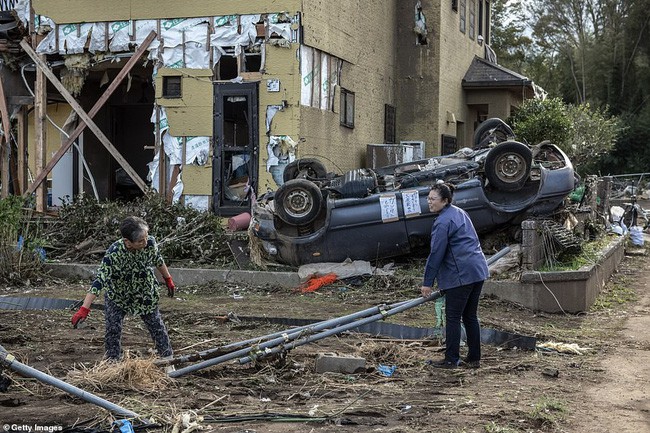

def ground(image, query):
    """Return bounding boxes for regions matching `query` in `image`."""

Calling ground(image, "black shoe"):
[461,358,481,369]
[428,359,459,369]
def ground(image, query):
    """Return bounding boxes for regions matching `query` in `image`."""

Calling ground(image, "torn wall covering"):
[18,2,302,205]
[300,46,342,111]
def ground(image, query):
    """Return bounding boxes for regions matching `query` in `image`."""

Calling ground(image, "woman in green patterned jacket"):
[71,216,176,361]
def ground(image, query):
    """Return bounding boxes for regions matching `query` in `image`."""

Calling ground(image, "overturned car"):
[251,119,575,266]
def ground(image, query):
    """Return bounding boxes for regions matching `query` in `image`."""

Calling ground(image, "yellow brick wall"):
[155,68,213,137]
[394,1,440,156]
[257,43,301,191]
[33,0,301,23]
[299,0,398,173]
[438,2,487,150]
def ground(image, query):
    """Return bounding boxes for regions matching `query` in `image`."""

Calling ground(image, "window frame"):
[162,76,182,99]
[340,88,355,129]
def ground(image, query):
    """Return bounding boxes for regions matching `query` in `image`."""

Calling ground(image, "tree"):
[566,104,621,175]
[490,0,533,71]
[507,98,573,149]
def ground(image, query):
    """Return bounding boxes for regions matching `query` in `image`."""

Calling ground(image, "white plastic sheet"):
[300,46,341,110]
[185,136,210,165]
[59,23,93,54]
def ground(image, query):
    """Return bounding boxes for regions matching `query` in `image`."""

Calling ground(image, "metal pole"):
[487,246,511,266]
[169,300,412,378]
[162,299,412,367]
[0,345,141,419]
[238,292,443,364]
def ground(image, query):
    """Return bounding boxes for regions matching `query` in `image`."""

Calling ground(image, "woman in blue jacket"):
[420,183,489,369]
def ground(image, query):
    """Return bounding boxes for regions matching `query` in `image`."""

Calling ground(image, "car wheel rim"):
[495,153,527,183]
[283,189,313,218]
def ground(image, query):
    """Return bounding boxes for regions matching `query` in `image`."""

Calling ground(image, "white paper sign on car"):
[401,190,421,217]
[380,194,399,222]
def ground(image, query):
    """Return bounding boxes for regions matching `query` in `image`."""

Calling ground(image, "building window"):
[452,0,458,12]
[340,88,355,129]
[469,0,476,40]
[483,0,491,44]
[384,104,396,143]
[459,0,466,33]
[162,76,181,98]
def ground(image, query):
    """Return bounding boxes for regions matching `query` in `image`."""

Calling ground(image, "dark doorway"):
[110,104,154,200]
[213,82,259,216]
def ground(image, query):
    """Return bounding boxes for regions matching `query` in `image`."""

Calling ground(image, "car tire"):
[473,118,515,148]
[485,141,532,191]
[274,179,323,225]
[282,158,327,183]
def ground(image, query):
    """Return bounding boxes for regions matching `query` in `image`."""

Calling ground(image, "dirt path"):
[569,252,650,432]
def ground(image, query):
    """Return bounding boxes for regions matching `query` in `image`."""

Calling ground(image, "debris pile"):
[41,194,234,267]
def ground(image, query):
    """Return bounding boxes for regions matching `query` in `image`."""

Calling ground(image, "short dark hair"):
[120,216,149,242]
[430,182,454,202]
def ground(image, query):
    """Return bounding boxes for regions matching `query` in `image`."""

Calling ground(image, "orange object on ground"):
[300,273,338,293]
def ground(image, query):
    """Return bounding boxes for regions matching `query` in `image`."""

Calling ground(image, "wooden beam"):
[22,30,157,195]
[16,106,27,195]
[0,74,9,198]
[34,54,47,211]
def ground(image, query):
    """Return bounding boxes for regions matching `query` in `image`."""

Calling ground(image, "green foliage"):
[0,196,45,284]
[566,104,622,175]
[508,97,572,149]
[490,0,533,72]
[42,193,234,267]
[527,396,568,426]
[591,279,637,311]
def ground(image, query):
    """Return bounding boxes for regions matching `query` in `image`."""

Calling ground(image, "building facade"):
[0,0,534,215]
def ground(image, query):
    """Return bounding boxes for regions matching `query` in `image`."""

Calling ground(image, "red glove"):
[164,276,175,298]
[71,306,90,328]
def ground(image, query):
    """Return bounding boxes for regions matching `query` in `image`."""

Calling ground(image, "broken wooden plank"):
[23,31,157,195]
[0,73,10,198]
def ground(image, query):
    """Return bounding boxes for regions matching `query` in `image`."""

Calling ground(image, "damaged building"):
[0,0,538,215]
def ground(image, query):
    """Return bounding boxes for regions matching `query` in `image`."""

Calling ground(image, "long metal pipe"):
[171,246,508,375]
[238,292,442,364]
[162,299,412,367]
[487,246,511,266]
[169,300,412,378]
[0,345,141,419]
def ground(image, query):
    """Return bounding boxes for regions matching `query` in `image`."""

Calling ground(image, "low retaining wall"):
[44,263,301,288]
[484,236,626,313]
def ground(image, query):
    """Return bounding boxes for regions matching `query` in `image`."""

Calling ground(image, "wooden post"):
[0,75,9,198]
[22,31,157,195]
[34,54,47,211]
[17,106,28,195]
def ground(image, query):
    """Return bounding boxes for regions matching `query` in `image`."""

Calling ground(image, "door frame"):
[212,82,259,216]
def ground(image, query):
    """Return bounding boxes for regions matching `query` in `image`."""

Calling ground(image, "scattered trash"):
[232,292,243,300]
[377,364,397,377]
[537,341,591,355]
[630,225,645,246]
[112,419,134,433]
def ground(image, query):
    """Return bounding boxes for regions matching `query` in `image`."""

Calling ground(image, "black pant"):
[104,294,173,360]
[443,281,483,364]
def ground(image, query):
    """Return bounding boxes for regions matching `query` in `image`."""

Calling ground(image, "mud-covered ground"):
[1,249,649,432]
